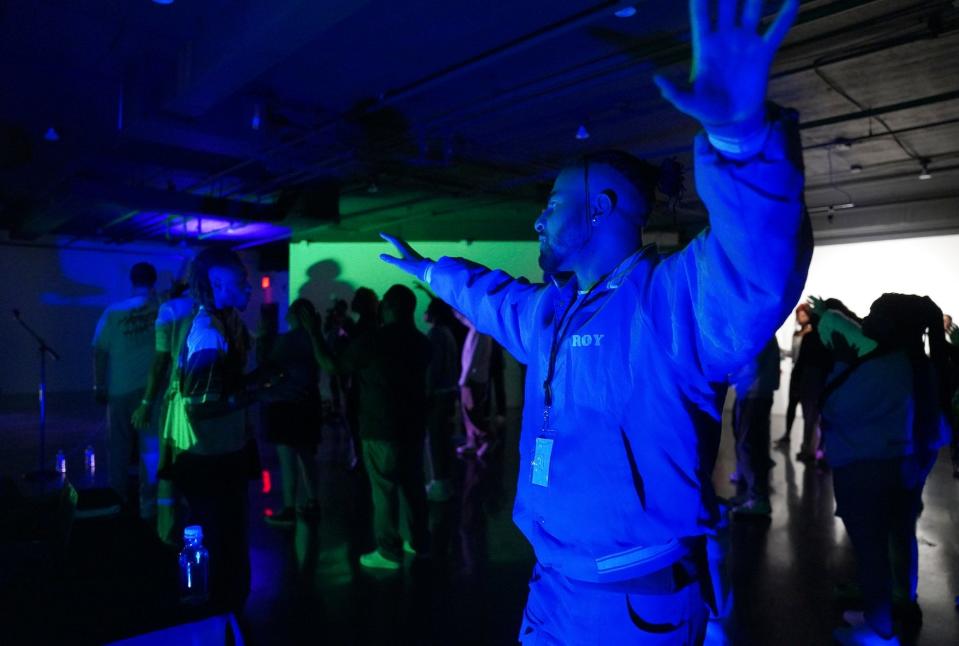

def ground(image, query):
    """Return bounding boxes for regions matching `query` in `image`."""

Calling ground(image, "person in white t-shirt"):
[93,262,160,519]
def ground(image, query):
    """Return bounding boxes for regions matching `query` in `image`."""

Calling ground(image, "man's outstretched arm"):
[379,233,541,365]
[642,0,811,380]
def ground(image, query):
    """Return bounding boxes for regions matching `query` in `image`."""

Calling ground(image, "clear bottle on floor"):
[179,525,209,605]
[84,445,95,472]
[55,450,66,474]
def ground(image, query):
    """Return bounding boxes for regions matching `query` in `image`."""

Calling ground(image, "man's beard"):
[538,242,562,276]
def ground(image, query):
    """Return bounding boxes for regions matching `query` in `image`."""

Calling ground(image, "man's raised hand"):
[654,0,799,135]
[379,232,431,281]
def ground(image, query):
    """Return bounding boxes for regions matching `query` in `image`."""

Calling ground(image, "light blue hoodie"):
[426,109,811,583]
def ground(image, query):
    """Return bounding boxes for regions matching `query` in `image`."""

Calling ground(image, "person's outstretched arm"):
[379,234,541,365]
[642,0,811,380]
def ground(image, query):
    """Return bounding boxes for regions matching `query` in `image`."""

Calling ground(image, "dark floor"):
[1,393,957,645]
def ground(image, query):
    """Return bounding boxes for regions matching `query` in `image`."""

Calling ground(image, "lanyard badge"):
[531,434,555,487]
[531,403,556,487]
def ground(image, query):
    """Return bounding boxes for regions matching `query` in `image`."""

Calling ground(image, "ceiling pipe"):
[144,0,956,236]
[802,116,959,150]
[181,1,631,195]
[230,8,959,200]
[801,89,959,130]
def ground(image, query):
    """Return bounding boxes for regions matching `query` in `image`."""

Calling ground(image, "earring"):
[591,215,599,225]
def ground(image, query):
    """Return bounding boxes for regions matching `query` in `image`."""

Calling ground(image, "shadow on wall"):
[297,260,357,317]
[1,243,190,397]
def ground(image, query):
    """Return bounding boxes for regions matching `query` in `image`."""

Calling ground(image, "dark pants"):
[890,450,938,604]
[799,371,825,457]
[107,391,159,518]
[784,374,801,438]
[732,396,773,500]
[174,449,252,612]
[427,391,457,481]
[462,380,491,447]
[832,455,932,638]
[363,439,430,561]
[276,444,319,510]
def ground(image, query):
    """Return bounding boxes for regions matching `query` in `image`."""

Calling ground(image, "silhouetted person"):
[454,310,494,459]
[345,287,379,469]
[730,336,780,518]
[794,306,831,463]
[260,299,323,526]
[324,298,354,416]
[309,285,432,569]
[424,298,459,502]
[132,278,194,545]
[776,303,813,447]
[93,261,160,520]
[817,294,951,644]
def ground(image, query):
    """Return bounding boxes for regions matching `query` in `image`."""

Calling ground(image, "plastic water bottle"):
[55,450,66,474]
[179,525,209,605]
[84,446,96,472]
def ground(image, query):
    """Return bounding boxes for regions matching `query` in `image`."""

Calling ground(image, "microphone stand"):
[12,309,62,481]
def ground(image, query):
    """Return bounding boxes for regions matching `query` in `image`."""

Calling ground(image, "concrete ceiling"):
[1,0,957,250]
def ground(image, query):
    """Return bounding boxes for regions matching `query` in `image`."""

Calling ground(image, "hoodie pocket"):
[620,427,647,511]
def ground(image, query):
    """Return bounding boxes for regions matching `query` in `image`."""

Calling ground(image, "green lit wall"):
[289,240,542,330]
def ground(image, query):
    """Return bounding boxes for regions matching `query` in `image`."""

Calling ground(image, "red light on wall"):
[261,469,272,494]
[261,276,271,289]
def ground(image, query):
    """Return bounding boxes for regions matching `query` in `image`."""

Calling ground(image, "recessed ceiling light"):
[575,124,590,140]
[614,6,637,18]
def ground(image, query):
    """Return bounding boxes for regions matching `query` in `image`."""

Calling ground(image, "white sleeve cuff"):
[422,261,435,284]
[707,121,772,160]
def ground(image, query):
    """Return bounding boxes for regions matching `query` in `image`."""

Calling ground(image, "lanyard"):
[541,271,613,430]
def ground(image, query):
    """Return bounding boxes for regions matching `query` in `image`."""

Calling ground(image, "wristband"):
[422,260,435,284]
[706,121,771,159]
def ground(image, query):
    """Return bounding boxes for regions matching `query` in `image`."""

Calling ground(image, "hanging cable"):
[814,66,922,161]
[826,146,855,206]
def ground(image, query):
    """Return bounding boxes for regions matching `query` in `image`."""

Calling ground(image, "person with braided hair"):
[172,246,297,610]
[814,293,952,644]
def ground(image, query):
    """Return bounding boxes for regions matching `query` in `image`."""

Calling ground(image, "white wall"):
[0,240,191,397]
